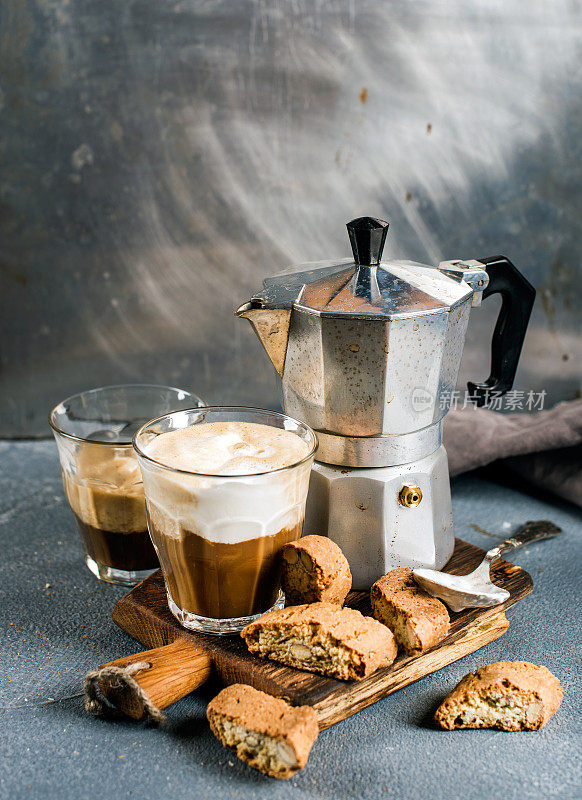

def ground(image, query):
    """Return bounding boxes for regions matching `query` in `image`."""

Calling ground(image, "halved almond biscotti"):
[241,602,397,680]
[434,661,563,731]
[371,567,450,655]
[207,684,319,779]
[281,535,352,606]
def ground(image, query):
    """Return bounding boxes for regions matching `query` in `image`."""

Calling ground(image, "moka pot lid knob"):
[346,217,389,266]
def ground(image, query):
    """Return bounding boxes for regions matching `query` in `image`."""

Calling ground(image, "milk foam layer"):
[144,422,310,476]
[141,422,313,545]
[61,444,146,532]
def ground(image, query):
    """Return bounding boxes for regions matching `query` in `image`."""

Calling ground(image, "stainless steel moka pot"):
[236,218,535,588]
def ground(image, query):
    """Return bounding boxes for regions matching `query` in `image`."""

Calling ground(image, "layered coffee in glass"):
[133,407,317,633]
[50,384,205,586]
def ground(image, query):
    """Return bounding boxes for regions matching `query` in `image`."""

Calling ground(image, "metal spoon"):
[413,520,562,612]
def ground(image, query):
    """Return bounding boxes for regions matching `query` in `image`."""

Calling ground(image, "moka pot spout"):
[235,301,292,377]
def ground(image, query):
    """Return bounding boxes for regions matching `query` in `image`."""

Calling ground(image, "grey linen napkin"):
[443,399,582,506]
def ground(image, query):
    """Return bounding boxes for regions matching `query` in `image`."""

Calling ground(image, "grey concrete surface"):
[0,440,580,800]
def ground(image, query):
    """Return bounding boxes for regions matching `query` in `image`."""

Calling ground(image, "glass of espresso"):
[50,385,205,586]
[133,406,317,634]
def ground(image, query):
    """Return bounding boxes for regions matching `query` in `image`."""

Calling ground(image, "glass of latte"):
[50,385,205,586]
[133,407,317,634]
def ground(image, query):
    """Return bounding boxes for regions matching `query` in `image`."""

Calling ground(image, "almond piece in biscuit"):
[281,535,352,606]
[207,684,318,779]
[241,601,397,680]
[371,567,449,655]
[434,661,563,731]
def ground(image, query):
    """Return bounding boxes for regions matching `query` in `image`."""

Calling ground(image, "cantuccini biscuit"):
[281,535,352,606]
[207,683,318,779]
[371,567,450,655]
[241,602,397,680]
[434,661,563,731]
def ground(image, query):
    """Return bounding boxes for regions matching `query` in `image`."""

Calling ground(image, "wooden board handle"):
[89,639,212,722]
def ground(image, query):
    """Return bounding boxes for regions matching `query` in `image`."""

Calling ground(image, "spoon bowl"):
[413,520,561,612]
[413,565,510,613]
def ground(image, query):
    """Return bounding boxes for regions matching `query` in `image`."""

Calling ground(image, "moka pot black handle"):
[467,255,536,407]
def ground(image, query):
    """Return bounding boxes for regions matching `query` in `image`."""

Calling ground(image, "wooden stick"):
[97,639,212,721]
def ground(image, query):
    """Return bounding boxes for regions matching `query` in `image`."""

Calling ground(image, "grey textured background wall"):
[1,0,580,436]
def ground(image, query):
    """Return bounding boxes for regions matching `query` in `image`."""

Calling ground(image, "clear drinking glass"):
[50,384,205,586]
[133,406,317,634]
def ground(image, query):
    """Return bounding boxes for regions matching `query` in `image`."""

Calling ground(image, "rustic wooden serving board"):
[110,538,532,728]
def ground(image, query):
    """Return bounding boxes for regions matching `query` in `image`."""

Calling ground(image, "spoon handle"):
[486,520,562,561]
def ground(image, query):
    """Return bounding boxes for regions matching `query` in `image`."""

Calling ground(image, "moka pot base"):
[305,441,454,590]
